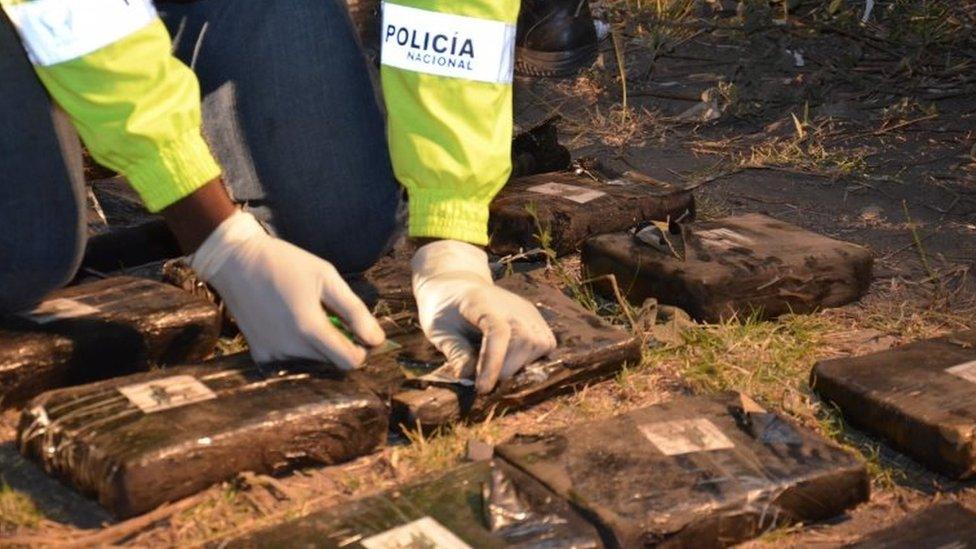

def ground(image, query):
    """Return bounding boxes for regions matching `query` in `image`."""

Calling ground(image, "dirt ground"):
[2,1,975,547]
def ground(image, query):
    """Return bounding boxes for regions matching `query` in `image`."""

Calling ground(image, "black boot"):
[515,0,601,78]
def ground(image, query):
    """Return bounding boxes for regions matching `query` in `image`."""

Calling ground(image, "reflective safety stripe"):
[3,0,157,66]
[381,2,515,84]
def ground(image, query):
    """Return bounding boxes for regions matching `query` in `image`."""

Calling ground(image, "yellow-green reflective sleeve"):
[381,0,518,245]
[1,0,220,213]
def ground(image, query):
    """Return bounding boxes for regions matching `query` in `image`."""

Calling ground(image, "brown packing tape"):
[583,213,873,322]
[0,276,221,408]
[488,167,695,257]
[389,275,641,429]
[225,460,604,548]
[495,393,869,547]
[811,330,976,479]
[18,361,387,518]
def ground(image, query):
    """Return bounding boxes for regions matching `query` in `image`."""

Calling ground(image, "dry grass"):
[0,480,43,534]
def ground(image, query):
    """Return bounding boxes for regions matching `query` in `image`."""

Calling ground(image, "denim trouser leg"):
[0,1,401,314]
[0,13,87,314]
[159,0,401,275]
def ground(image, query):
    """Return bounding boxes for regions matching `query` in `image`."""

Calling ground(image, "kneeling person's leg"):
[160,0,400,275]
[0,14,86,314]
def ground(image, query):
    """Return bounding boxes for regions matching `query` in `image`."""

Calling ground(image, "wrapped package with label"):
[582,214,873,322]
[0,277,220,408]
[488,163,695,257]
[812,330,976,479]
[496,393,869,547]
[390,274,641,429]
[847,501,976,548]
[17,359,388,518]
[228,459,604,548]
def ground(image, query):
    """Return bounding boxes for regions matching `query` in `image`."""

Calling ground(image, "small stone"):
[466,440,494,462]
[650,304,695,346]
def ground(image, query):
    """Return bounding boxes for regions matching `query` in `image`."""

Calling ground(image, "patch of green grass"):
[654,312,833,410]
[739,119,869,178]
[0,480,43,530]
[817,404,904,489]
[651,310,915,486]
[393,419,502,477]
[526,202,604,314]
[613,361,654,402]
[883,0,964,49]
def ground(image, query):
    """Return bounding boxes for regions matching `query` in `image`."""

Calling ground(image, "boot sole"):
[515,43,598,78]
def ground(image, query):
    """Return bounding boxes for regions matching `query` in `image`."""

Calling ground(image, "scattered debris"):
[786,48,805,68]
[675,87,724,122]
[635,298,695,347]
[862,0,875,23]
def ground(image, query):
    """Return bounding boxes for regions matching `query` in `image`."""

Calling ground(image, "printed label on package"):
[118,375,217,414]
[946,360,976,384]
[381,3,515,84]
[695,227,756,250]
[361,517,472,549]
[639,418,736,456]
[527,182,607,204]
[19,298,100,325]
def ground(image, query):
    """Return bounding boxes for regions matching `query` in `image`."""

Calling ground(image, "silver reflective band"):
[381,2,515,84]
[3,0,157,66]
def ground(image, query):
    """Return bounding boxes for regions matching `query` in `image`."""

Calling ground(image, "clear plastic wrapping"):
[390,274,641,429]
[583,213,873,322]
[18,358,387,518]
[496,393,869,547]
[0,276,220,408]
[230,460,604,548]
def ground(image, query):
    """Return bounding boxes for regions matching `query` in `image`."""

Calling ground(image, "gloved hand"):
[190,210,385,368]
[412,240,557,394]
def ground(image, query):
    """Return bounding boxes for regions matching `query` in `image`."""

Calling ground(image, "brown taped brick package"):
[18,358,387,518]
[390,274,641,429]
[489,169,695,257]
[812,330,976,479]
[497,393,869,547]
[0,276,220,408]
[227,460,604,548]
[582,214,873,322]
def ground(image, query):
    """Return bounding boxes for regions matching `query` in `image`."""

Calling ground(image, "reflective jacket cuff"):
[124,130,222,213]
[408,191,490,246]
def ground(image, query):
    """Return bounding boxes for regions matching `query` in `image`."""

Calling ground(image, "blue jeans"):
[0,0,400,313]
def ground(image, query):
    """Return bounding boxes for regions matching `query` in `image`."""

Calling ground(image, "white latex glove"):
[412,240,557,394]
[190,211,385,368]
